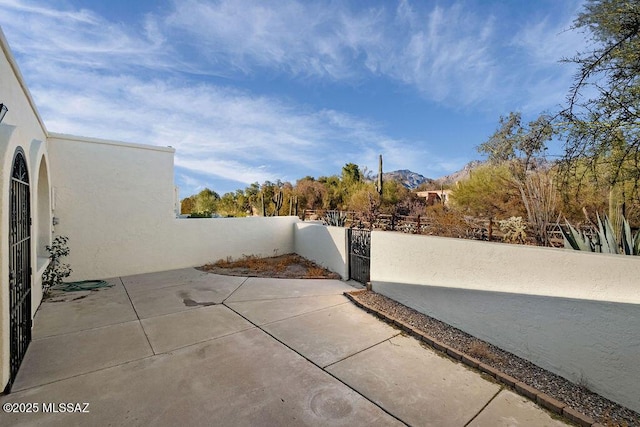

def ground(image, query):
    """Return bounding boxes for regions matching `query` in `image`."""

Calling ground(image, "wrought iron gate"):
[8,148,31,391]
[348,228,371,285]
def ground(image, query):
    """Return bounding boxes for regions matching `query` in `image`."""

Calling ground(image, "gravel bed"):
[351,290,639,427]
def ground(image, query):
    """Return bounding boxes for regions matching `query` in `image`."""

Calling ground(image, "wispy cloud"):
[374,1,498,106]
[0,0,170,72]
[506,2,586,113]
[21,58,425,191]
[160,0,501,106]
[0,0,588,195]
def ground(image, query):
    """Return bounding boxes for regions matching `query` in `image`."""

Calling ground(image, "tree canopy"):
[559,0,640,201]
[478,112,553,176]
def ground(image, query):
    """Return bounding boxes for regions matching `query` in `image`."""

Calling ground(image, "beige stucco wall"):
[294,222,348,279]
[371,231,640,412]
[0,28,51,391]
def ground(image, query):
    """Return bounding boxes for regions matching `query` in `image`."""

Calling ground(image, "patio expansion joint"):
[226,293,351,304]
[463,387,503,427]
[11,352,160,394]
[30,319,145,341]
[253,301,351,327]
[222,302,409,427]
[148,324,258,356]
[120,277,156,356]
[221,277,250,304]
[322,334,402,370]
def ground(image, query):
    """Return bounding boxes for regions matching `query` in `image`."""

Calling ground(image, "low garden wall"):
[294,222,348,279]
[63,213,298,281]
[170,216,299,271]
[370,231,640,412]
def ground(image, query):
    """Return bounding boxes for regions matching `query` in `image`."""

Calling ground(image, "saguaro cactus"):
[272,191,283,216]
[375,154,383,195]
[289,195,299,216]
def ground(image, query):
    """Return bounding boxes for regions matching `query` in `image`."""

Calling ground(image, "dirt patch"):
[199,253,340,279]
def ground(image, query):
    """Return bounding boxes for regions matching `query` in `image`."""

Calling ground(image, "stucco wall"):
[370,231,640,412]
[47,134,176,279]
[170,216,298,269]
[0,28,50,391]
[47,134,299,279]
[294,222,348,279]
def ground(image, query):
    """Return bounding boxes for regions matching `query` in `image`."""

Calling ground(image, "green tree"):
[192,188,219,216]
[180,196,196,215]
[479,112,556,244]
[341,163,362,185]
[318,175,343,209]
[559,0,640,203]
[216,191,249,217]
[478,112,552,177]
[347,185,380,215]
[451,164,524,239]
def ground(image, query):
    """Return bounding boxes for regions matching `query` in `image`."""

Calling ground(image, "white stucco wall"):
[47,133,300,280]
[371,231,640,412]
[372,232,640,304]
[172,216,298,268]
[0,28,51,391]
[294,223,348,279]
[47,133,176,280]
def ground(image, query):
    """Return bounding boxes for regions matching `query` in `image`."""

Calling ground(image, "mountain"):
[378,161,486,190]
[382,170,435,189]
[433,160,484,187]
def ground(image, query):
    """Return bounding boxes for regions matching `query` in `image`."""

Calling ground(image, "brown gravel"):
[350,290,640,427]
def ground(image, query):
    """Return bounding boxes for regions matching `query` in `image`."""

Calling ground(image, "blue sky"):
[0,0,586,197]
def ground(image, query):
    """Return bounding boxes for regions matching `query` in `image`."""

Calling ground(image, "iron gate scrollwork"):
[7,148,31,392]
[348,228,371,285]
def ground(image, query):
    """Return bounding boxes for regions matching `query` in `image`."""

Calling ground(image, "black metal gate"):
[7,148,31,391]
[348,228,371,285]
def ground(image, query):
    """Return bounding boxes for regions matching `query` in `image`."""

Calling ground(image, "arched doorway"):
[7,147,31,391]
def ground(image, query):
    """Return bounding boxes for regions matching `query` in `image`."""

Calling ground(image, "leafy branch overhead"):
[559,0,640,198]
[477,112,553,176]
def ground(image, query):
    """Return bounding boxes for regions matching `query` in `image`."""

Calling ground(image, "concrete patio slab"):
[32,278,137,338]
[263,303,399,367]
[327,334,503,427]
[3,271,575,426]
[12,321,152,391]
[119,267,213,295]
[227,294,349,325]
[141,305,254,354]
[1,328,401,427]
[468,389,569,426]
[127,277,245,319]
[225,277,353,302]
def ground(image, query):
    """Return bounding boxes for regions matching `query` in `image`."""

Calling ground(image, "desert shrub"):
[498,216,528,244]
[42,236,72,294]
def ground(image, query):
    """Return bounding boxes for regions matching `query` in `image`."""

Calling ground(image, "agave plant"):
[622,216,640,255]
[561,213,640,255]
[323,211,348,227]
